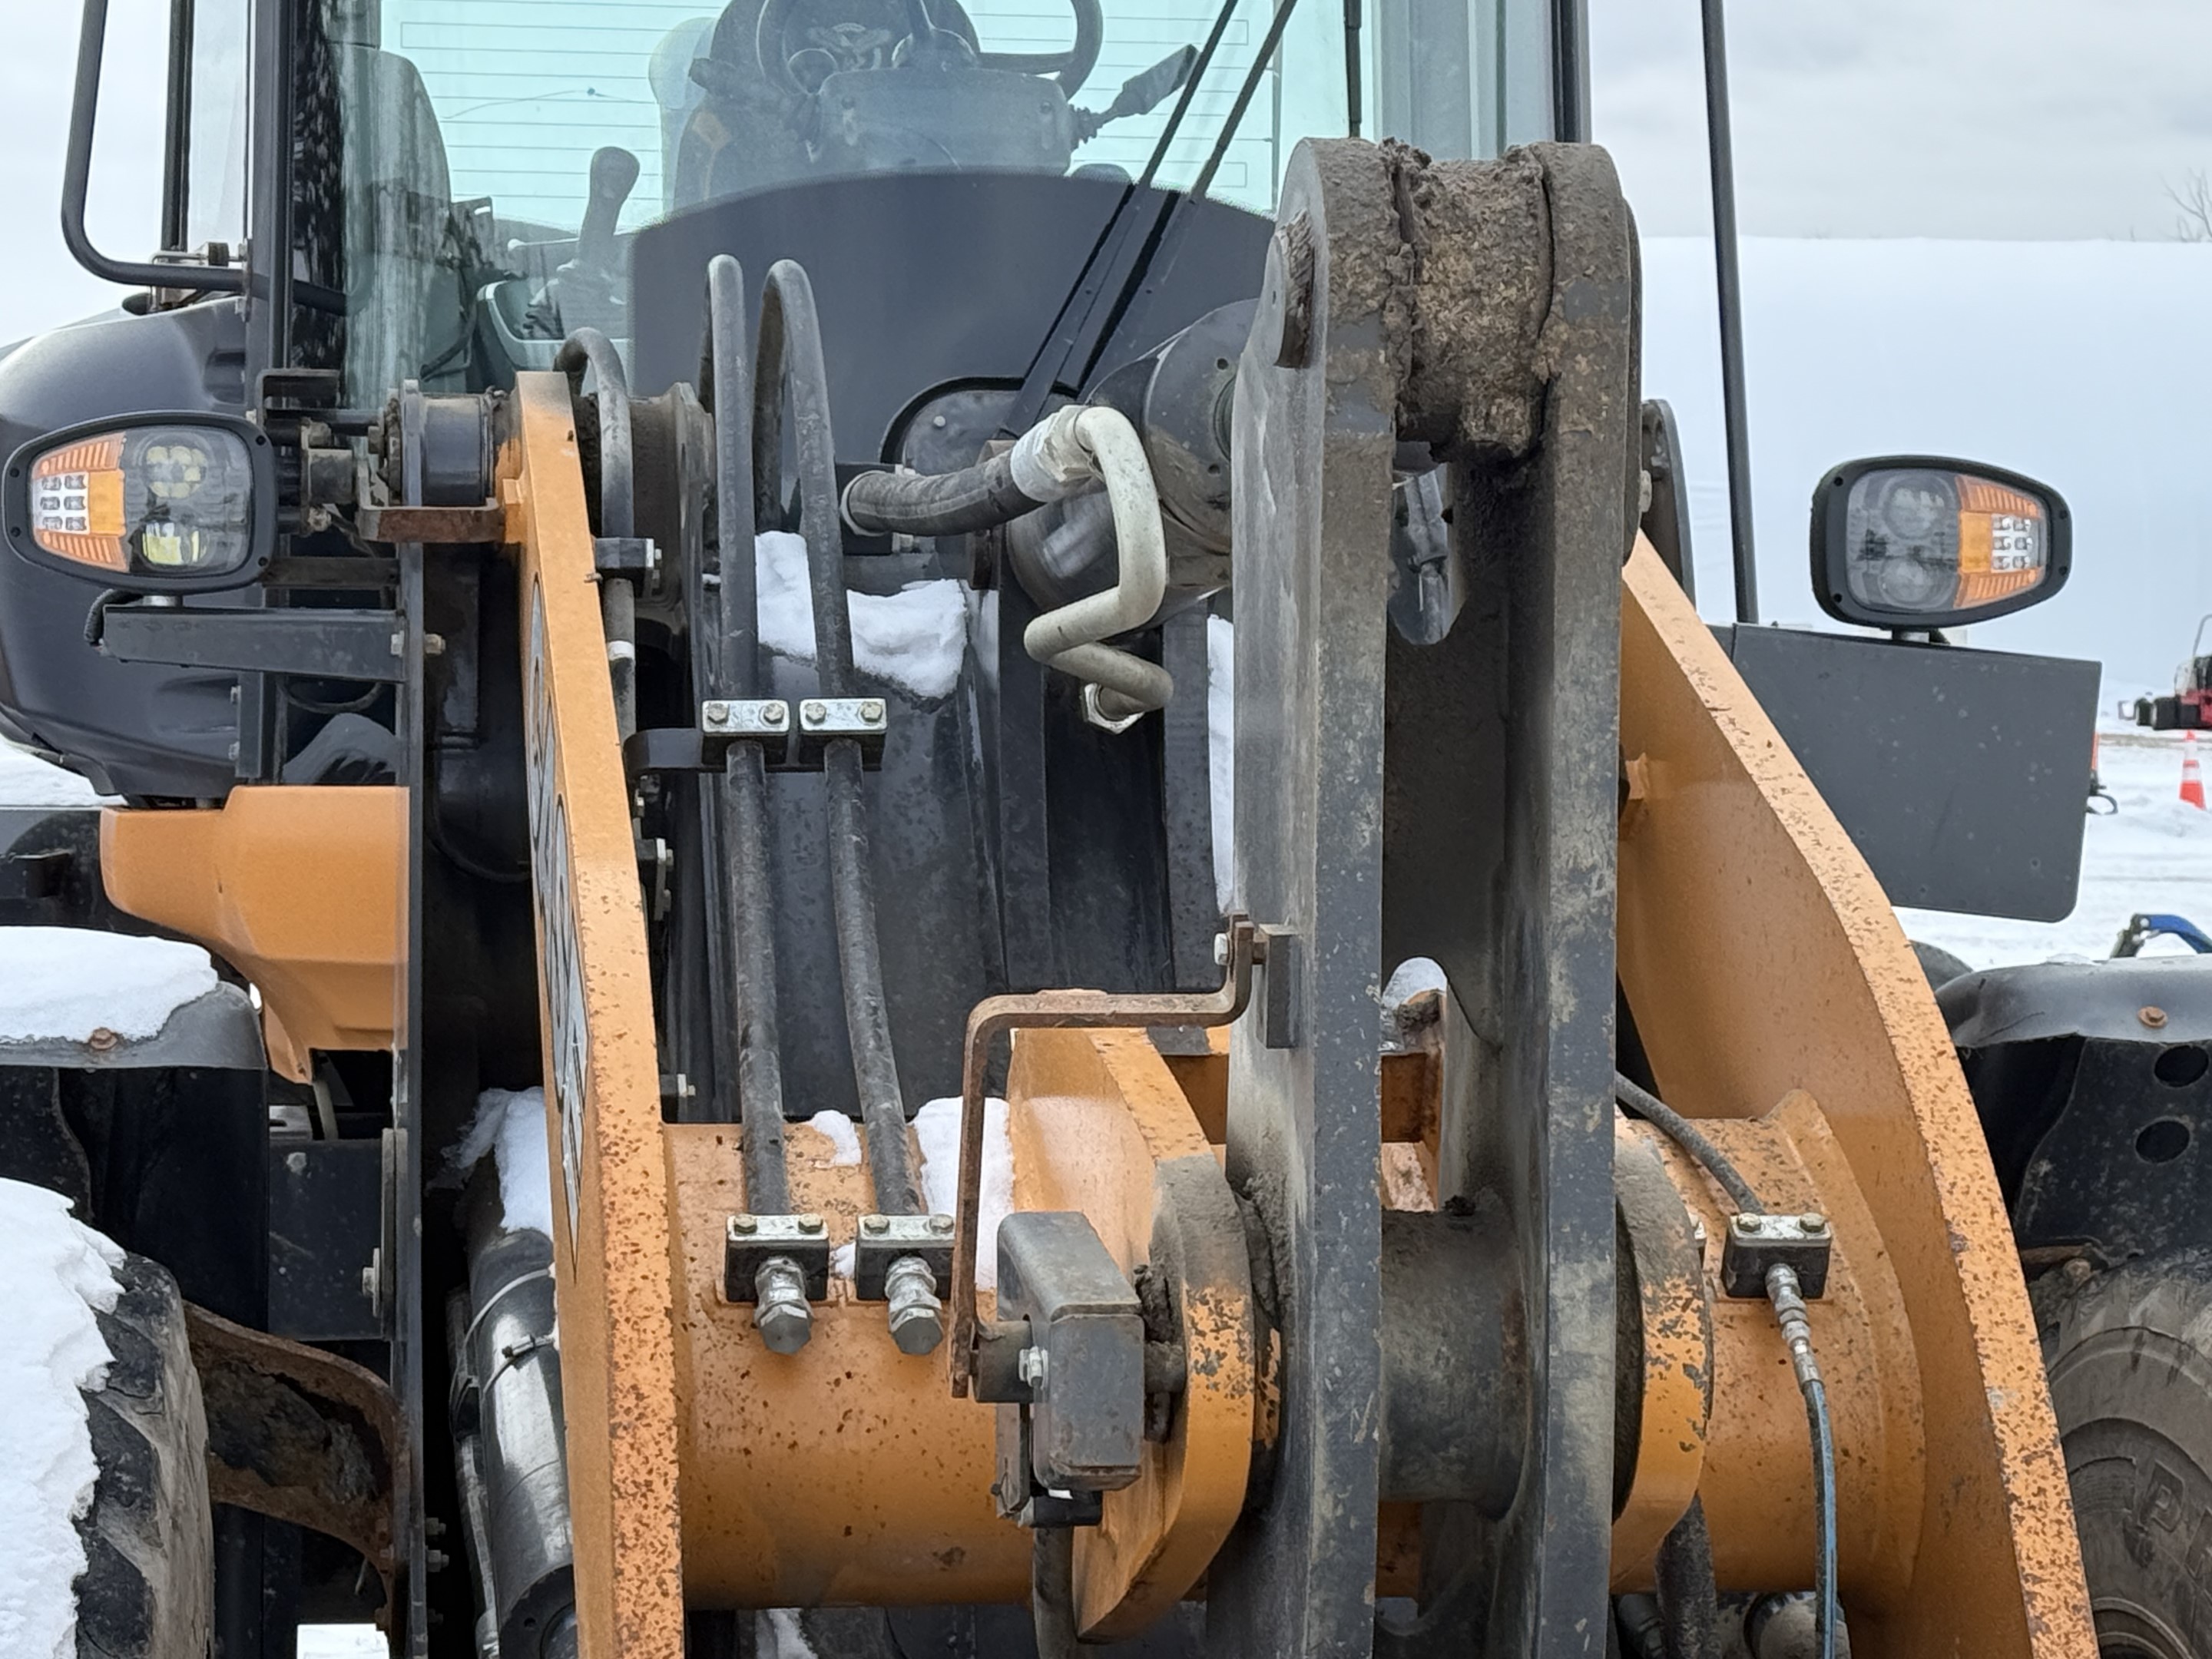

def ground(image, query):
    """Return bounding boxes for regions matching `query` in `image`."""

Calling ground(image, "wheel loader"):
[0,0,2204,1655]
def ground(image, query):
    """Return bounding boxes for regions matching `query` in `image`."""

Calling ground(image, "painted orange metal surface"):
[1005,1029,1255,1639]
[1614,1099,1926,1598]
[672,1028,1254,1628]
[669,1119,1028,1607]
[504,373,686,1659]
[101,785,403,1077]
[1616,541,2094,1654]
[1609,1121,1712,1586]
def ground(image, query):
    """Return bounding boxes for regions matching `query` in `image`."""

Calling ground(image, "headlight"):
[6,415,275,591]
[1810,456,2071,631]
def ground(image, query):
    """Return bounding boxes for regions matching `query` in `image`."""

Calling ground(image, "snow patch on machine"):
[0,1177,123,1659]
[0,928,220,1045]
[0,741,117,808]
[452,1087,556,1238]
[755,531,969,699]
[914,1096,1012,1292]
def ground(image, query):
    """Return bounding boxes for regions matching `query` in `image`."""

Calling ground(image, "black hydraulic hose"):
[1614,1072,1838,1659]
[555,329,634,539]
[756,260,922,1217]
[700,256,793,1198]
[557,329,639,737]
[1614,1072,1763,1216]
[704,255,760,699]
[727,741,793,1214]
[840,453,1044,540]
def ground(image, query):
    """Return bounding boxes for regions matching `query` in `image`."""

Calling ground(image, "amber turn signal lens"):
[1810,456,2070,631]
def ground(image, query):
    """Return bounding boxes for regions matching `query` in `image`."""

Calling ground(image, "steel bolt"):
[798,1213,826,1234]
[85,1026,118,1053]
[801,700,827,727]
[704,699,730,726]
[1798,1213,1827,1234]
[426,1548,450,1574]
[753,1257,813,1355]
[2141,1005,2170,1030]
[927,1213,954,1234]
[286,1151,308,1175]
[885,1255,945,1356]
[861,1215,889,1237]
[730,1214,759,1236]
[2061,1255,2094,1285]
[859,699,885,724]
[763,702,788,727]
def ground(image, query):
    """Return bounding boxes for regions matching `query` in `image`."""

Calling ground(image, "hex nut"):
[755,1298,813,1356]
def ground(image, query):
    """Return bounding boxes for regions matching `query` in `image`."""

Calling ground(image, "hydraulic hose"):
[757,262,931,1239]
[700,258,798,1277]
[1013,406,1173,720]
[557,329,639,738]
[1614,1072,1839,1659]
[840,449,1044,539]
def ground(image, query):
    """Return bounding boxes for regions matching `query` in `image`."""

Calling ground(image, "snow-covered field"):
[1899,720,2212,971]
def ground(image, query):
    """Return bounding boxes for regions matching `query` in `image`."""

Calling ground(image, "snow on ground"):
[0,928,219,1045]
[449,1087,555,1238]
[0,1178,122,1659]
[754,530,969,700]
[913,1097,1011,1292]
[1899,721,2212,972]
[0,740,113,807]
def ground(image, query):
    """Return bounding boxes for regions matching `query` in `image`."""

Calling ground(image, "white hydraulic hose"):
[1009,406,1173,724]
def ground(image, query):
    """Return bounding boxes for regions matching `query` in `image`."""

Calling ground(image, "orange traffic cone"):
[2184,731,2206,810]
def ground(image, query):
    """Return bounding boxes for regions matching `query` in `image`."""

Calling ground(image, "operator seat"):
[664,0,981,208]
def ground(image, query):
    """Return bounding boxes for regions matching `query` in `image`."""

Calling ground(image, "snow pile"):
[913,1096,1012,1292]
[0,743,114,809]
[1900,722,2212,970]
[0,1177,122,1659]
[0,928,218,1045]
[754,531,969,700]
[450,1087,555,1238]
[803,1110,862,1166]
[1208,614,1235,912]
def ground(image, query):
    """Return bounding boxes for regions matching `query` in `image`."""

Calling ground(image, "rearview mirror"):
[1810,456,2071,631]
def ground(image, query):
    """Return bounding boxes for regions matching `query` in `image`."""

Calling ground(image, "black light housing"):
[3,412,276,593]
[1810,455,2071,631]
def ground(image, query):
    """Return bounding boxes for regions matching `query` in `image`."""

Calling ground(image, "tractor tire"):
[2038,1249,2212,1659]
[75,1249,214,1659]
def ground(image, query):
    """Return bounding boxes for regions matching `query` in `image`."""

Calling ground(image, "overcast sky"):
[1588,0,2212,240]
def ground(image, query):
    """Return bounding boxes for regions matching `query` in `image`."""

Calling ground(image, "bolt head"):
[755,1298,813,1355]
[861,1215,889,1236]
[730,1214,759,1235]
[704,699,730,725]
[889,1300,945,1356]
[1798,1213,1828,1234]
[2140,1005,2170,1030]
[1729,1212,1759,1234]
[860,699,885,724]
[798,1212,826,1233]
[763,702,788,727]
[801,700,827,726]
[286,1151,309,1175]
[927,1213,954,1234]
[2061,1256,2094,1284]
